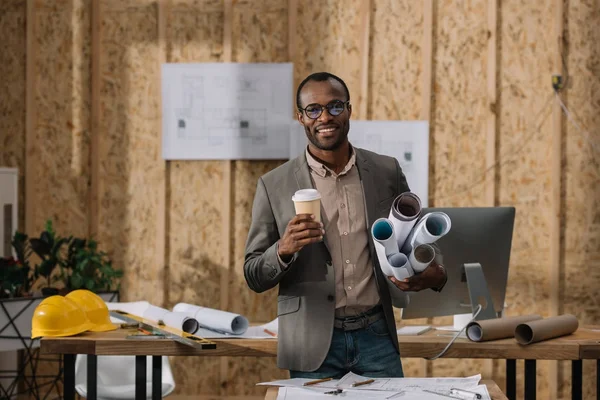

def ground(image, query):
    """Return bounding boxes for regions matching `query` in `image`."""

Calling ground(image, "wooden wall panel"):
[370,0,424,121]
[294,0,365,114]
[427,0,491,380]
[499,0,555,397]
[0,0,26,230]
[31,0,91,239]
[166,0,225,395]
[227,1,289,396]
[97,0,164,302]
[560,0,600,397]
[429,0,489,209]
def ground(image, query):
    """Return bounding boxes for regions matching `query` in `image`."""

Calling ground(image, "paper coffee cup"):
[292,189,321,222]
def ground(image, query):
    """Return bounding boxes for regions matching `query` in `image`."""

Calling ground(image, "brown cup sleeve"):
[514,314,579,345]
[466,315,543,342]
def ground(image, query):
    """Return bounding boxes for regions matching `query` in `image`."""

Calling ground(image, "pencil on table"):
[351,379,375,387]
[263,329,277,337]
[303,377,333,386]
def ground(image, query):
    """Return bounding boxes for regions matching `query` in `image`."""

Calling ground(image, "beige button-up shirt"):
[305,148,380,317]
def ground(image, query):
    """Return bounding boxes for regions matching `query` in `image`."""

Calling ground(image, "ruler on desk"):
[109,310,217,350]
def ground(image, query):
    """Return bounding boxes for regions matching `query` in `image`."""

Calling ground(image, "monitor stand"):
[453,262,497,330]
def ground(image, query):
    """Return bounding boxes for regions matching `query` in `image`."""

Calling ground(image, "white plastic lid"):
[292,189,321,202]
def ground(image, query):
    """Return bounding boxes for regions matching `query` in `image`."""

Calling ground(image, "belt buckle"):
[342,315,367,331]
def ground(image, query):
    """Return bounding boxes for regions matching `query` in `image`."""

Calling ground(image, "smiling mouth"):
[317,126,338,136]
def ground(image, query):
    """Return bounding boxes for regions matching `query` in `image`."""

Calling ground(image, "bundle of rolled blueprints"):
[371,192,451,281]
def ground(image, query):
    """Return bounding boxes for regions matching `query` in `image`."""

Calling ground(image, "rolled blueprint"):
[373,239,414,280]
[409,243,436,273]
[466,314,543,342]
[371,218,400,257]
[514,314,579,345]
[143,305,199,334]
[162,312,199,334]
[401,211,451,254]
[388,252,413,280]
[388,192,422,249]
[173,303,249,335]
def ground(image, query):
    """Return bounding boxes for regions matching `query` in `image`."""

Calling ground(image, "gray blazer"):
[244,147,414,372]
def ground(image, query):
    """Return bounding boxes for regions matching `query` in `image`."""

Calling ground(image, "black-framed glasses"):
[298,100,350,119]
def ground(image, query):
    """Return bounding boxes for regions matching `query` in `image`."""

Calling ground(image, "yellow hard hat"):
[65,290,117,332]
[31,295,94,339]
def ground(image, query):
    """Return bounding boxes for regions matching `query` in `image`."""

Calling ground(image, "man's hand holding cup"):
[278,189,324,261]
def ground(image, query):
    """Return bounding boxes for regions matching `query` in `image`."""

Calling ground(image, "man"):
[244,72,447,379]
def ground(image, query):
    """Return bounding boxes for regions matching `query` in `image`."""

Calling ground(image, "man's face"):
[297,79,352,152]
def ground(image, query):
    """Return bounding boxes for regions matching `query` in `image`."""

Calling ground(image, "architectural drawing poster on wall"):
[290,120,430,207]
[162,63,293,160]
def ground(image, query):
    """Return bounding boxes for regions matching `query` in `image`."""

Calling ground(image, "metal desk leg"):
[506,359,516,400]
[152,356,162,400]
[572,360,582,400]
[64,354,76,400]
[525,360,536,400]
[87,355,98,400]
[135,356,147,400]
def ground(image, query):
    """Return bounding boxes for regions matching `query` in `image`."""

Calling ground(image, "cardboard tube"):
[466,315,543,342]
[515,314,579,345]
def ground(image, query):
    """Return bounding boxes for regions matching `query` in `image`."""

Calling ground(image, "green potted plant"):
[0,232,33,299]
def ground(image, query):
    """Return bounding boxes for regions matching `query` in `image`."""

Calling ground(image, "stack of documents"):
[258,372,491,399]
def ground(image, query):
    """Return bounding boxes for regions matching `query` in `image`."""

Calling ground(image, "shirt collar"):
[305,145,356,178]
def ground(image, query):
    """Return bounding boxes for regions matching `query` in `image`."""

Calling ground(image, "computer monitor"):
[401,207,515,321]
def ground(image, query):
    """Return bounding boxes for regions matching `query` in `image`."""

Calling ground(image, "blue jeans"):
[289,318,404,379]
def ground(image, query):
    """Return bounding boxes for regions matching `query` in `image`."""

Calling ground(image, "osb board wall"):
[499,0,556,397]
[1,0,599,398]
[561,0,600,398]
[0,0,26,231]
[30,0,92,240]
[165,1,226,393]
[97,0,164,303]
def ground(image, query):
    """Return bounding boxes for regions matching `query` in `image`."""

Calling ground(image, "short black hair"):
[296,72,351,109]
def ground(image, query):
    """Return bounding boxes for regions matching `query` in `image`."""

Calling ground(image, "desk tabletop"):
[264,380,508,400]
[40,326,600,360]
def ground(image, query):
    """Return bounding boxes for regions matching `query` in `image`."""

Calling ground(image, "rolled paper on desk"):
[466,315,543,342]
[514,314,579,345]
[143,305,199,334]
[173,303,249,335]
[388,192,422,249]
[409,243,436,273]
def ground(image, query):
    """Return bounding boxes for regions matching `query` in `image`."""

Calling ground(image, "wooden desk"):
[40,327,600,400]
[264,380,509,400]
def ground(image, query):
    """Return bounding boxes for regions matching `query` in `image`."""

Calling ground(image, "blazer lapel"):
[293,153,314,191]
[356,149,379,229]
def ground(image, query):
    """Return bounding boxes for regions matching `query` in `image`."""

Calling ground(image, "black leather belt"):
[334,305,385,331]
